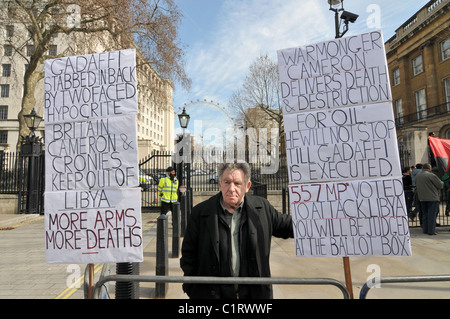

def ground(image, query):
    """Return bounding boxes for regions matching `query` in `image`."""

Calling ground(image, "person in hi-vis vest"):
[158,166,179,215]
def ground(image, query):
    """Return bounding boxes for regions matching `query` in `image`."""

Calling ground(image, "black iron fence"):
[2,147,449,226]
[0,151,20,194]
[0,151,45,214]
[138,151,173,211]
[180,150,288,192]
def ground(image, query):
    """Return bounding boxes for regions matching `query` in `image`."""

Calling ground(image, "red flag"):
[428,136,450,180]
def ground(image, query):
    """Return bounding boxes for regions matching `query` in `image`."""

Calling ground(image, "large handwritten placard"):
[44,114,138,191]
[278,30,390,114]
[277,31,411,257]
[44,49,142,264]
[284,102,401,183]
[45,188,142,263]
[289,178,410,257]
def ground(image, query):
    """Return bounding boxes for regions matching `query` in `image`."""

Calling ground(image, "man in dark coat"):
[180,162,293,299]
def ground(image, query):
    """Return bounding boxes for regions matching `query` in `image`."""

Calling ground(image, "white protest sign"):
[45,114,139,191]
[44,49,142,264]
[44,49,137,123]
[45,188,142,264]
[277,30,411,257]
[289,178,410,257]
[284,102,401,183]
[277,30,390,114]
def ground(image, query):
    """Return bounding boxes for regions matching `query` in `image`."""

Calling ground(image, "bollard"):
[180,193,187,237]
[115,262,140,299]
[186,188,192,219]
[155,214,168,298]
[172,202,180,258]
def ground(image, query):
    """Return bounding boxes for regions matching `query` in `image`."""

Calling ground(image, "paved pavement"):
[1,212,450,299]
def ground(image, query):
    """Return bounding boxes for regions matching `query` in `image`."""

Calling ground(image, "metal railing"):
[359,274,450,299]
[395,102,450,128]
[92,275,351,299]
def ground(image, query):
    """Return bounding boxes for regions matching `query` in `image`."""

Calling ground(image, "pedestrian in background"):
[445,178,450,217]
[402,167,414,219]
[410,163,423,222]
[415,163,443,235]
[158,166,179,215]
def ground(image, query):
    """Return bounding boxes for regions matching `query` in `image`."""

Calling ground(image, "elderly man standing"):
[415,163,443,235]
[180,162,293,299]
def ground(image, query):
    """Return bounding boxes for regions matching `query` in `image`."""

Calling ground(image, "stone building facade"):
[385,0,450,167]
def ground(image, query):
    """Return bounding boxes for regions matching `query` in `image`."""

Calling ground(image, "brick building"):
[385,0,450,167]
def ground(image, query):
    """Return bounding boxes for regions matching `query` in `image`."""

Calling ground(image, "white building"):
[0,2,174,158]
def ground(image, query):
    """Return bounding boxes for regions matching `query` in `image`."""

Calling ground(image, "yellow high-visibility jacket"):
[158,176,179,203]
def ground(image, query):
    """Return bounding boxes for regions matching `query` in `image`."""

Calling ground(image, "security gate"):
[139,151,173,211]
[18,144,45,214]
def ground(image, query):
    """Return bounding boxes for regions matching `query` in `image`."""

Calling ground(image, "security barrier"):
[360,274,450,299]
[92,274,351,299]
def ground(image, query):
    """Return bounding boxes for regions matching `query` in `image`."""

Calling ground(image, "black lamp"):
[328,0,358,38]
[328,0,344,11]
[178,107,190,129]
[23,108,43,136]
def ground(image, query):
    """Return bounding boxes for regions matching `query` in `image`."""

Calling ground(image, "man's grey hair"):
[217,162,251,183]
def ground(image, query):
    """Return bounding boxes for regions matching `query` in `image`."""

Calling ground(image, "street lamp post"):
[22,108,43,156]
[19,108,44,214]
[177,107,191,190]
[328,0,359,38]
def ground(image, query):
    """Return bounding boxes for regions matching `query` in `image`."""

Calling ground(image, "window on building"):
[2,64,11,77]
[445,129,450,140]
[415,88,427,120]
[395,99,403,123]
[49,45,57,56]
[0,105,7,119]
[0,131,7,144]
[444,77,450,111]
[412,55,423,76]
[4,45,12,56]
[441,38,450,61]
[7,7,17,19]
[0,85,10,98]
[393,68,400,86]
[26,45,34,56]
[6,25,14,37]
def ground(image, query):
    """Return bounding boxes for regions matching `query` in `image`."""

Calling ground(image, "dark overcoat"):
[180,192,293,299]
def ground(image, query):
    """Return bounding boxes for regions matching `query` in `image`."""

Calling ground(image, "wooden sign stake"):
[88,263,94,299]
[343,257,354,299]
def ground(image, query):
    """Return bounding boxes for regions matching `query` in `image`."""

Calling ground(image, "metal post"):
[172,202,180,258]
[115,262,139,299]
[187,188,192,218]
[19,137,43,214]
[334,8,340,38]
[155,214,168,298]
[180,193,187,236]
